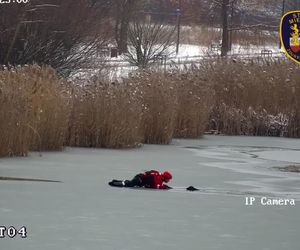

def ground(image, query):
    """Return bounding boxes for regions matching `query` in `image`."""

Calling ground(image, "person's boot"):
[108,180,125,187]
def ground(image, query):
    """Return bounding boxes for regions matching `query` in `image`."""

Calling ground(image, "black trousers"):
[123,174,144,187]
[109,174,144,187]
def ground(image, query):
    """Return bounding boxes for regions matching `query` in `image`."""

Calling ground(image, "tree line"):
[0,0,297,74]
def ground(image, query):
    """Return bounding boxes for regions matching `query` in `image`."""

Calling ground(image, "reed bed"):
[132,72,178,144]
[68,70,212,147]
[1,59,299,158]
[0,65,71,157]
[27,66,72,151]
[173,72,214,138]
[125,71,213,143]
[0,68,31,156]
[199,59,300,137]
[67,79,143,148]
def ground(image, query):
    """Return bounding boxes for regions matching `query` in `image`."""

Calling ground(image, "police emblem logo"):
[280,11,300,64]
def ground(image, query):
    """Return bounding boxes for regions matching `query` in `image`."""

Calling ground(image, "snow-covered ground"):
[173,43,281,57]
[0,136,299,250]
[71,43,283,81]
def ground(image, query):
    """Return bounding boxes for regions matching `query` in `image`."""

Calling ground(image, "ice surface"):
[0,136,299,250]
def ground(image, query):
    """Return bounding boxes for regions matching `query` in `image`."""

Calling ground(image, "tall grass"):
[173,72,214,138]
[126,71,213,143]
[27,66,72,151]
[0,65,71,157]
[200,59,300,137]
[129,72,178,144]
[68,79,143,148]
[1,60,299,158]
[0,68,31,156]
[68,70,212,147]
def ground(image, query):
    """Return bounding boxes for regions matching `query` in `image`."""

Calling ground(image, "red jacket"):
[140,170,169,189]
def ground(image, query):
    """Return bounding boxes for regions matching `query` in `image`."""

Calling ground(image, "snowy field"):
[0,135,299,250]
[72,43,283,81]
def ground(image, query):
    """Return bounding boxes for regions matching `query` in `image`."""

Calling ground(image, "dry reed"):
[0,68,31,156]
[126,72,178,144]
[1,58,299,159]
[173,72,214,138]
[68,79,143,148]
[0,65,71,157]
[27,66,72,151]
[201,59,300,137]
[127,70,213,142]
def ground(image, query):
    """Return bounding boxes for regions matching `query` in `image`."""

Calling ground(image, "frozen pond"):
[0,135,299,250]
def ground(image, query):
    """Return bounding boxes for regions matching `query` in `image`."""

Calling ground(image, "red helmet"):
[162,171,172,181]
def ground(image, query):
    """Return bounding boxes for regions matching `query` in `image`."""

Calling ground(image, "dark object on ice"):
[108,170,172,190]
[186,186,199,191]
[273,165,300,173]
[0,176,62,183]
[109,180,125,187]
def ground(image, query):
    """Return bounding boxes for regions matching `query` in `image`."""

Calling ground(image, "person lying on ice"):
[109,170,172,189]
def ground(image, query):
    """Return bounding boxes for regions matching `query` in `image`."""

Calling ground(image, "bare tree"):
[124,19,176,68]
[114,0,139,54]
[220,0,230,56]
[0,0,113,76]
[285,0,300,11]
[209,0,280,56]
